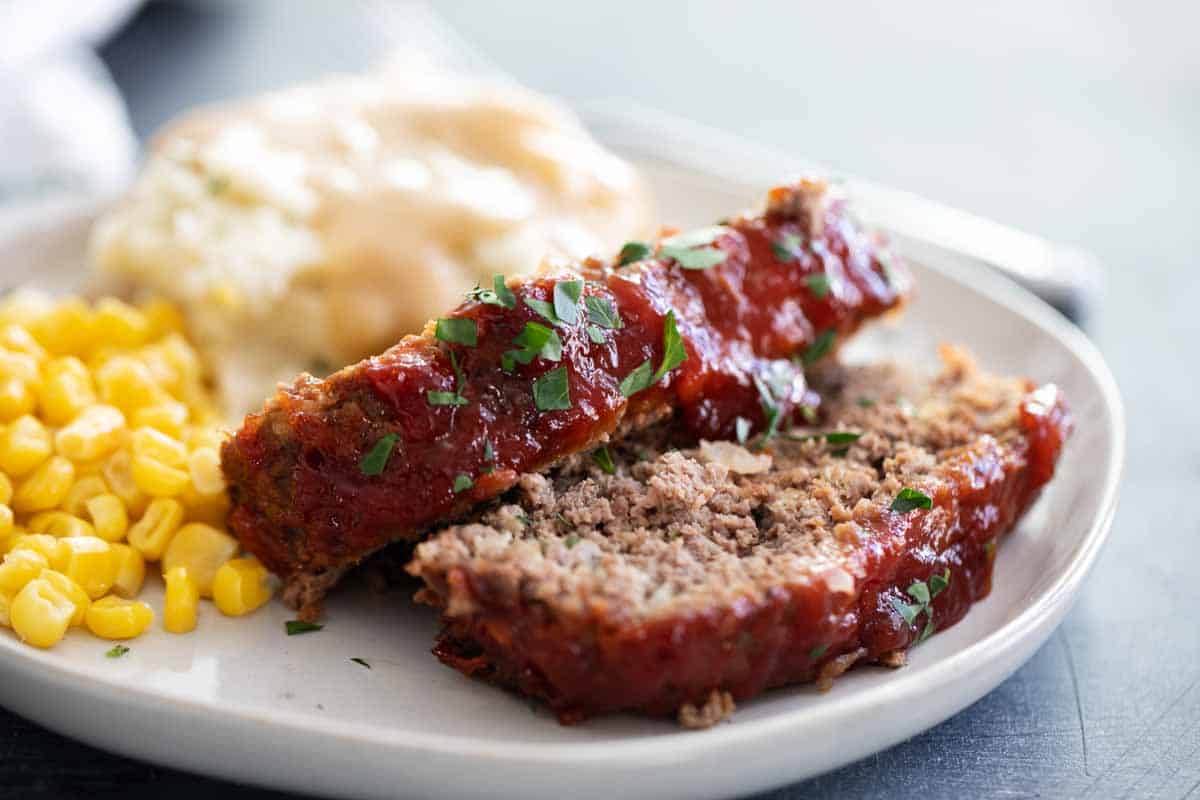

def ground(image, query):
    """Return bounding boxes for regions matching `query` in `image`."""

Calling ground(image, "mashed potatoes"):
[90,59,652,415]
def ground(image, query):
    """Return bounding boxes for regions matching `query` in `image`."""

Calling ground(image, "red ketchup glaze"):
[431,386,1073,721]
[223,182,907,598]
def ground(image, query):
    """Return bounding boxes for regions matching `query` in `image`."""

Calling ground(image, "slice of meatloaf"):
[407,347,1072,726]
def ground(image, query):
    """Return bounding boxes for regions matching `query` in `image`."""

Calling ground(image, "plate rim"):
[0,120,1124,796]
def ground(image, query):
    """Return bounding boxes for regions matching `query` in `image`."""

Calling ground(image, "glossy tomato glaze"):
[430,387,1072,722]
[222,182,906,610]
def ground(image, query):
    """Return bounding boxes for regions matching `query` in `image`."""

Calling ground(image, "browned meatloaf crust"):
[408,347,1072,726]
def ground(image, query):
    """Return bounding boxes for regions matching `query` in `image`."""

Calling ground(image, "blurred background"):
[1,1,1197,798]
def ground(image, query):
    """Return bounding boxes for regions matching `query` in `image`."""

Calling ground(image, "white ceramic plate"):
[0,115,1123,800]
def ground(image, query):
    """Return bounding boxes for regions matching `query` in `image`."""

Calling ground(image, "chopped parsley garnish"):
[805,273,832,299]
[360,433,399,476]
[592,446,615,475]
[453,474,473,493]
[466,275,517,309]
[434,317,477,347]
[752,375,782,449]
[771,232,803,262]
[524,297,559,325]
[584,296,622,329]
[350,657,371,669]
[617,241,652,265]
[619,311,687,397]
[285,620,324,635]
[553,280,583,325]
[483,439,495,462]
[105,644,129,659]
[800,329,836,366]
[789,431,862,445]
[564,534,580,549]
[809,643,829,660]
[586,325,607,344]
[890,487,933,513]
[505,321,562,368]
[857,397,876,408]
[532,366,571,411]
[800,405,817,423]
[735,417,752,444]
[890,569,950,644]
[427,350,469,406]
[658,226,729,270]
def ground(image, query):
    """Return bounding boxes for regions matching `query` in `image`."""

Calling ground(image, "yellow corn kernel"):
[0,289,53,329]
[93,298,150,349]
[0,592,10,627]
[0,414,52,476]
[187,446,225,496]
[85,595,154,640]
[95,356,164,414]
[55,404,126,462]
[6,534,66,568]
[0,549,49,595]
[39,569,90,626]
[162,523,238,598]
[28,297,95,357]
[61,475,108,516]
[155,334,202,385]
[101,450,148,517]
[126,497,183,561]
[0,324,47,362]
[130,402,188,439]
[27,511,95,539]
[179,485,230,528]
[37,357,96,425]
[109,543,145,598]
[140,298,185,340]
[163,565,198,633]
[0,504,12,539]
[0,377,36,421]
[0,349,41,384]
[131,426,187,467]
[12,455,75,512]
[131,454,190,497]
[60,536,116,599]
[212,558,274,616]
[84,493,128,543]
[10,576,75,648]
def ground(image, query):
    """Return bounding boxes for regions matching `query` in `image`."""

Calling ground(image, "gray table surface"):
[5,1,1198,798]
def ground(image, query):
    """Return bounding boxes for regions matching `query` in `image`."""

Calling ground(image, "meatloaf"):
[221,178,909,618]
[408,347,1072,726]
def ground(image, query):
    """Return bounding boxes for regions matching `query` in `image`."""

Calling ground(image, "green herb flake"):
[789,431,862,445]
[771,232,803,262]
[592,446,616,475]
[564,534,580,549]
[907,580,931,606]
[809,643,829,660]
[505,321,562,367]
[207,176,230,195]
[617,241,652,265]
[806,273,832,299]
[586,325,607,344]
[532,366,571,411]
[618,359,654,398]
[556,513,570,526]
[919,620,937,643]
[801,405,817,423]
[652,311,687,382]
[891,487,933,513]
[659,226,729,270]
[359,432,399,476]
[426,391,468,407]
[801,329,836,366]
[735,417,752,444]
[929,568,951,598]
[286,620,324,636]
[434,317,477,347]
[483,440,495,462]
[465,275,517,309]
[453,474,473,493]
[105,644,129,659]
[553,280,583,325]
[889,597,922,627]
[500,352,516,373]
[350,657,371,669]
[584,295,622,329]
[524,297,559,325]
[857,397,876,408]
